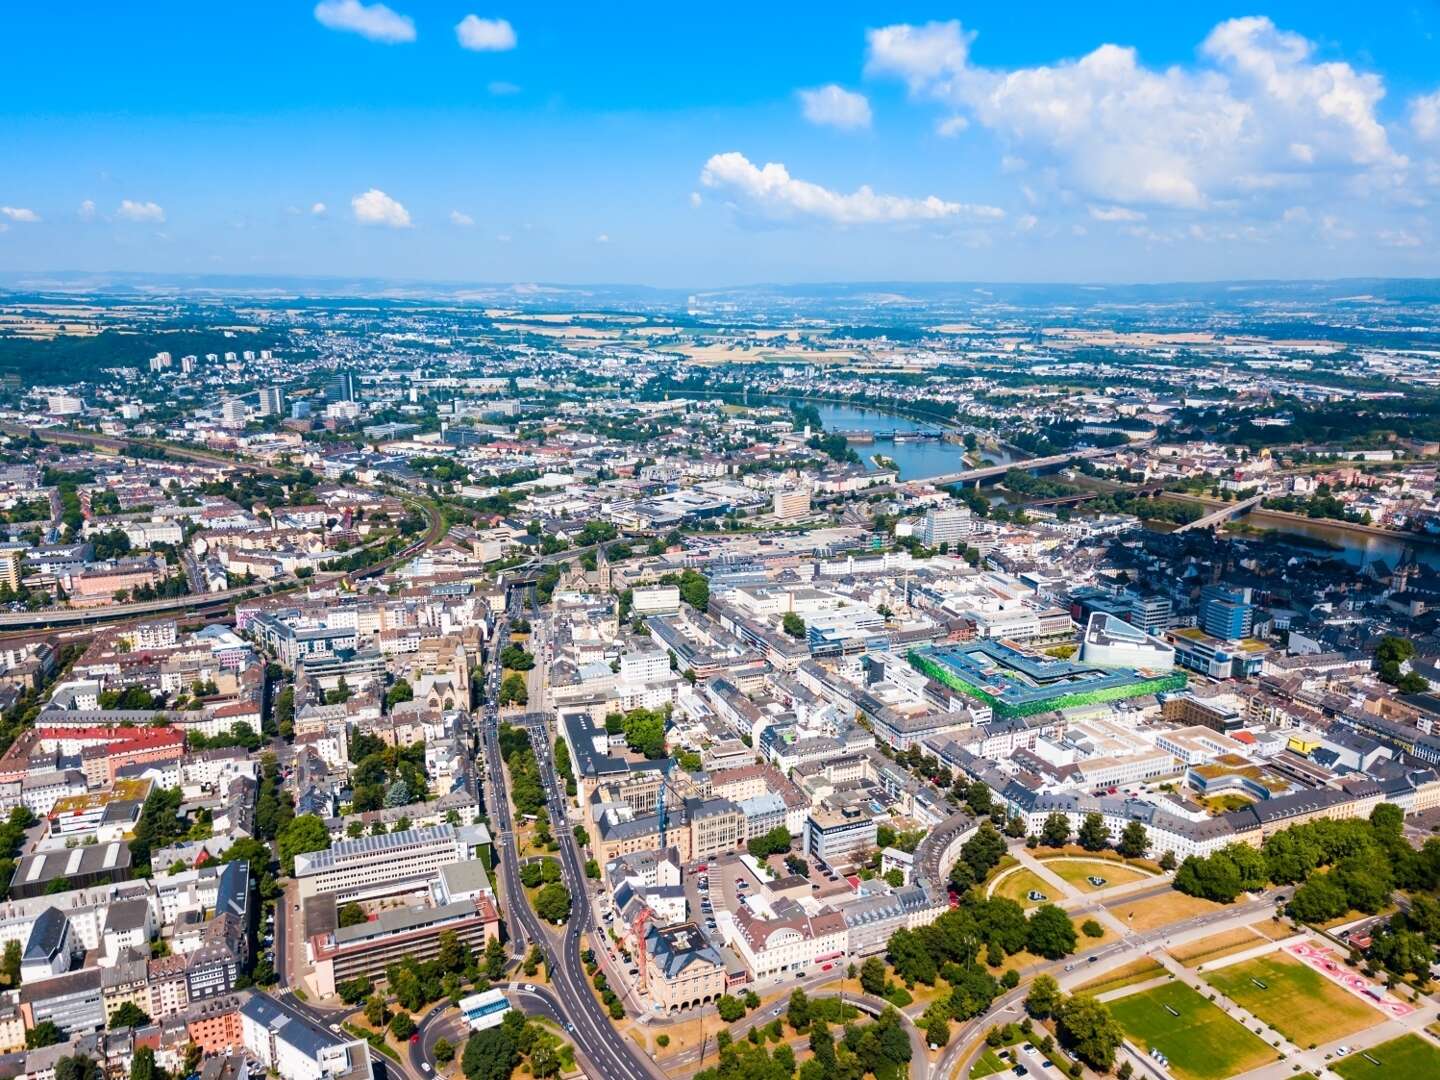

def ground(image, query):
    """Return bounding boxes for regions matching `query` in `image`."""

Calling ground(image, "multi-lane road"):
[472,599,662,1080]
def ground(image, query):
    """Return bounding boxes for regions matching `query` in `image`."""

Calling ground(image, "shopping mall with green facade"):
[908,640,1187,720]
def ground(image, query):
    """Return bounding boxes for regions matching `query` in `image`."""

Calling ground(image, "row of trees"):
[552,736,577,797]
[1032,811,1151,860]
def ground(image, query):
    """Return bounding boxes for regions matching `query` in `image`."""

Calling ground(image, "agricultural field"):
[1108,981,1279,1080]
[1203,953,1382,1046]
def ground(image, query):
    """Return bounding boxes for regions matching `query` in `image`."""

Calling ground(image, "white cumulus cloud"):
[1089,205,1146,222]
[798,85,872,131]
[311,202,328,216]
[1413,90,1440,142]
[1379,228,1421,248]
[351,189,411,228]
[456,15,516,52]
[866,16,1406,210]
[699,152,1002,225]
[314,0,415,44]
[77,199,96,221]
[117,200,165,223]
[450,210,475,227]
[0,207,39,223]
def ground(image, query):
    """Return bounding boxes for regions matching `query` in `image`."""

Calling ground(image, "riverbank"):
[1159,491,1438,546]
[664,388,1019,454]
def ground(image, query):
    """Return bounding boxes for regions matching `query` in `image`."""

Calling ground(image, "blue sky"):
[2,2,1439,286]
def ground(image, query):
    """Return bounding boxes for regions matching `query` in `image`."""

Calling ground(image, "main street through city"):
[465,593,664,1080]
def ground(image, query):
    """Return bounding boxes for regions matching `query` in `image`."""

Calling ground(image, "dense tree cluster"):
[603,706,668,759]
[499,672,528,706]
[254,753,293,842]
[187,721,263,752]
[0,806,37,900]
[347,730,428,813]
[130,787,185,874]
[386,929,479,1013]
[747,826,793,861]
[1374,635,1428,693]
[1024,976,1124,1072]
[498,724,545,817]
[500,644,535,671]
[1174,805,1438,915]
[885,896,1078,1024]
[462,1007,567,1080]
[276,814,330,876]
[947,821,1006,893]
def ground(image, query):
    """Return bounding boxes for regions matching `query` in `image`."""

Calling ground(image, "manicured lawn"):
[1248,918,1295,941]
[1168,927,1266,968]
[1110,890,1224,932]
[1074,956,1165,996]
[992,867,1056,908]
[1074,916,1118,951]
[971,1048,1008,1078]
[1108,981,1279,1080]
[1333,1034,1440,1078]
[1203,953,1382,1046]
[1048,859,1151,892]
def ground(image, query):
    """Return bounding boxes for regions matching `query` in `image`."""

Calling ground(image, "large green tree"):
[534,883,571,923]
[277,814,331,875]
[1056,995,1124,1072]
[1026,904,1077,959]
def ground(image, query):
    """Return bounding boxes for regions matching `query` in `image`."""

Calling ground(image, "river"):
[1233,510,1440,571]
[792,400,1440,565]
[802,402,1017,481]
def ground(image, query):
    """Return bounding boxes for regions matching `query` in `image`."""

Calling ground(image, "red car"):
[410,1034,420,1044]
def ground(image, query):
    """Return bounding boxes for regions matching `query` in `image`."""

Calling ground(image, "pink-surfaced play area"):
[1286,941,1416,1019]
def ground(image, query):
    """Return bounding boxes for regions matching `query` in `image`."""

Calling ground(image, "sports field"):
[1108,981,1279,1080]
[1202,953,1382,1045]
[1333,1034,1440,1078]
